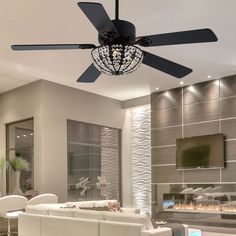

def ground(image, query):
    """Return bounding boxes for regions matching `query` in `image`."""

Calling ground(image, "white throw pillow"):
[25,205,49,215]
[94,199,117,208]
[48,208,74,217]
[45,203,67,209]
[66,201,95,208]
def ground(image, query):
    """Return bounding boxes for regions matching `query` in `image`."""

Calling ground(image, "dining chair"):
[0,195,28,236]
[27,193,58,205]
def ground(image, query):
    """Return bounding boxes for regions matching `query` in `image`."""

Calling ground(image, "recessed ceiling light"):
[180,81,184,85]
[155,87,160,91]
[16,135,20,139]
[207,75,212,79]
[188,86,195,92]
[30,133,34,136]
[214,80,220,86]
[23,134,26,137]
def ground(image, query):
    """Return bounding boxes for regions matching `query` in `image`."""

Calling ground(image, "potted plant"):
[0,159,7,170]
[0,158,8,197]
[0,158,8,196]
[9,157,29,195]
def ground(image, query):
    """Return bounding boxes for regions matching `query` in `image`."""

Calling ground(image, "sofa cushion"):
[67,201,95,208]
[25,205,49,215]
[74,209,105,220]
[48,208,74,217]
[94,200,117,207]
[104,212,154,231]
[25,203,67,216]
[45,203,66,209]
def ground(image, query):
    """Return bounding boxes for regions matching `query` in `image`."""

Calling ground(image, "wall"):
[0,80,127,202]
[131,105,151,214]
[151,76,236,184]
[0,81,43,195]
[121,109,132,207]
[40,81,126,202]
[151,75,236,186]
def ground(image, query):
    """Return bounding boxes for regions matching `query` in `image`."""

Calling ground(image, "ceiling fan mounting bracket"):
[98,20,136,46]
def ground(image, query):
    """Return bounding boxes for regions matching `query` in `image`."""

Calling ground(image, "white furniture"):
[28,193,58,205]
[0,195,28,236]
[19,212,173,236]
[20,199,198,236]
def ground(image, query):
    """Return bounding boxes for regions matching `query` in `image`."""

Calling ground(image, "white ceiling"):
[0,0,236,100]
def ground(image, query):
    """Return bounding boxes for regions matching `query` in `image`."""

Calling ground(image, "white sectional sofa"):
[19,199,200,236]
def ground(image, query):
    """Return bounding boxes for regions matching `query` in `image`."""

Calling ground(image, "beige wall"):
[0,81,43,195]
[0,80,129,202]
[121,109,132,207]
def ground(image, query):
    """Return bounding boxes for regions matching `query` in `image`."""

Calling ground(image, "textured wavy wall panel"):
[131,105,151,214]
[101,128,120,201]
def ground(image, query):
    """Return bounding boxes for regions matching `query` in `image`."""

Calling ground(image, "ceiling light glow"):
[214,80,220,87]
[188,86,195,92]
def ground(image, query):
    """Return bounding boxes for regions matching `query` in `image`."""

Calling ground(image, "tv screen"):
[176,134,225,169]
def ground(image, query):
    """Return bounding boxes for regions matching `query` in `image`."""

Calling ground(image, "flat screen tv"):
[176,134,225,170]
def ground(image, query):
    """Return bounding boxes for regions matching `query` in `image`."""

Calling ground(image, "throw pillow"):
[108,201,120,212]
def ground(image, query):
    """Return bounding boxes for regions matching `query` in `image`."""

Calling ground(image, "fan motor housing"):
[98,20,136,46]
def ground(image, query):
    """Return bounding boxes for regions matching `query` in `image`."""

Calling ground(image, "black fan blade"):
[11,44,96,51]
[77,63,101,83]
[137,28,218,47]
[142,51,192,78]
[78,2,118,35]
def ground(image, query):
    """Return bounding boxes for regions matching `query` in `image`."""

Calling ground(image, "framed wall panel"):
[67,120,121,202]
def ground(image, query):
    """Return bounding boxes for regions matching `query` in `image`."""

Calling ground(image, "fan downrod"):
[115,0,119,20]
[98,0,136,46]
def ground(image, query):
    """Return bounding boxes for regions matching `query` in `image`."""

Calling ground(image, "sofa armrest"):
[141,228,172,236]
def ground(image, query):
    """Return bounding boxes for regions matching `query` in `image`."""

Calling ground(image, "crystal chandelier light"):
[91,45,143,76]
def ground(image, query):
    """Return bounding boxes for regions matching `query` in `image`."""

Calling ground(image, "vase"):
[12,171,23,195]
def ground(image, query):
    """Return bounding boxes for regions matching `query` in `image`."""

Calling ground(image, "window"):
[6,118,34,194]
[67,120,121,201]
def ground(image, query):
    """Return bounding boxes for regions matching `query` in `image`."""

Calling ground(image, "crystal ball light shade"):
[91,45,143,76]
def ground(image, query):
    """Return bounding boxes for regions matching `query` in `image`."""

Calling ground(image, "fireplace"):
[152,184,236,226]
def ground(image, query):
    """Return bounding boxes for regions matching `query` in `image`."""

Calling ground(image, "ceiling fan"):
[11,0,218,83]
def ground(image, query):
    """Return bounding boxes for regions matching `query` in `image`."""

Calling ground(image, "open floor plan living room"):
[1,0,236,236]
